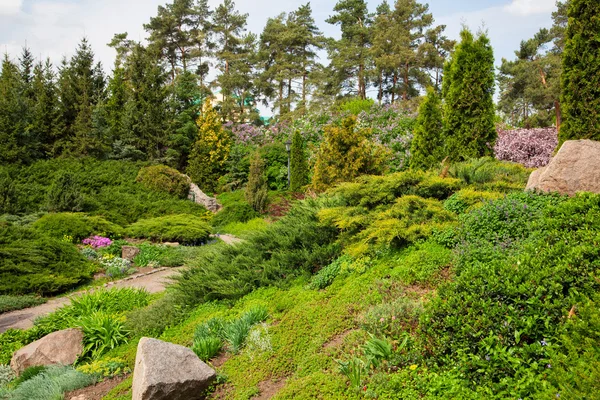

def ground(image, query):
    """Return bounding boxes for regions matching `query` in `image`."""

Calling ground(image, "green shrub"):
[0,295,46,313]
[245,152,269,213]
[46,170,84,212]
[6,365,96,400]
[443,189,505,214]
[32,213,123,242]
[133,243,167,268]
[308,255,353,290]
[410,87,445,170]
[0,224,94,296]
[0,364,15,386]
[290,131,309,192]
[389,242,453,286]
[125,292,190,337]
[100,239,129,257]
[338,98,375,115]
[136,165,190,198]
[127,214,211,245]
[219,218,268,237]
[211,203,259,228]
[363,335,393,369]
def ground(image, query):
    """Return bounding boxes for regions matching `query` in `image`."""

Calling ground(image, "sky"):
[0,0,558,90]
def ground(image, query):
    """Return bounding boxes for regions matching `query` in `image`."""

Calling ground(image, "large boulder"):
[526,139,600,195]
[10,328,83,375]
[132,337,216,400]
[187,180,222,213]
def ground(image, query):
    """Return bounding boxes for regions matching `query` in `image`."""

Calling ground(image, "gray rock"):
[526,139,600,195]
[132,337,216,400]
[122,246,141,261]
[10,328,83,375]
[186,179,222,213]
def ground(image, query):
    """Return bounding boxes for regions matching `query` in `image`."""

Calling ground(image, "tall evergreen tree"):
[0,55,27,164]
[410,87,444,169]
[245,151,268,212]
[559,0,600,144]
[442,28,496,161]
[290,131,309,191]
[327,0,372,99]
[31,59,58,158]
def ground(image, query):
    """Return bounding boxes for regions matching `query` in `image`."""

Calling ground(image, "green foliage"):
[312,115,390,191]
[79,312,129,359]
[127,214,211,245]
[363,335,393,369]
[290,131,309,192]
[360,296,424,338]
[77,357,130,378]
[0,365,15,387]
[4,365,96,400]
[187,104,231,193]
[245,152,269,213]
[133,243,166,268]
[337,357,366,392]
[443,189,505,214]
[448,157,531,191]
[174,198,340,304]
[211,203,259,228]
[32,213,123,242]
[389,241,453,286]
[443,28,496,161]
[559,0,600,144]
[192,336,223,361]
[219,218,268,237]
[410,87,445,169]
[0,224,94,296]
[136,165,190,198]
[308,255,351,290]
[125,292,190,337]
[0,295,46,314]
[338,98,375,115]
[46,170,84,212]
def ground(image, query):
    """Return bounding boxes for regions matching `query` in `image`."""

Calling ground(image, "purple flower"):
[82,236,112,249]
[540,339,548,346]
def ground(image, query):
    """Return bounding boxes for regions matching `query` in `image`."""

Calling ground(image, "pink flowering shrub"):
[494,128,558,168]
[82,236,113,249]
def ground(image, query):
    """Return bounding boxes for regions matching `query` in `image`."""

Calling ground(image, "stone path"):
[0,268,182,333]
[215,234,243,245]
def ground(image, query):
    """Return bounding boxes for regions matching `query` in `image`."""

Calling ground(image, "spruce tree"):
[442,28,495,161]
[187,101,231,193]
[245,151,268,213]
[31,60,58,158]
[410,87,444,169]
[290,131,309,192]
[0,55,27,164]
[559,0,600,144]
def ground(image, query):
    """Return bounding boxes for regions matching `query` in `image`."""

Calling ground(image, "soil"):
[253,378,287,399]
[65,374,129,400]
[323,330,353,350]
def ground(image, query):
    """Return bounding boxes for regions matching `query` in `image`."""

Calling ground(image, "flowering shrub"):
[494,128,558,168]
[225,122,266,145]
[100,255,136,279]
[82,236,112,249]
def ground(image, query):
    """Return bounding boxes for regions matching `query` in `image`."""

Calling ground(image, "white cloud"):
[504,0,557,16]
[0,0,23,15]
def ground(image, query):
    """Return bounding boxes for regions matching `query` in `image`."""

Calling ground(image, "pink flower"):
[380,317,385,323]
[392,316,396,321]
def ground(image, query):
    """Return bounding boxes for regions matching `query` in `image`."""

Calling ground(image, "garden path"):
[0,268,182,333]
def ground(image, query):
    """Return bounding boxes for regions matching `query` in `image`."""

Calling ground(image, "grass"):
[0,295,47,314]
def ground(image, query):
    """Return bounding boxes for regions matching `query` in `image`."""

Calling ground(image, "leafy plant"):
[5,365,96,400]
[79,312,129,359]
[337,357,365,392]
[136,165,190,198]
[0,364,15,386]
[0,295,46,313]
[245,152,269,213]
[192,336,223,361]
[363,335,393,369]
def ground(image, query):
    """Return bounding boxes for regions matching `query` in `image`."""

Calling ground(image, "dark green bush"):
[32,213,123,242]
[136,165,190,198]
[127,214,211,245]
[175,198,341,304]
[0,224,94,295]
[46,171,84,212]
[420,193,600,396]
[211,203,259,228]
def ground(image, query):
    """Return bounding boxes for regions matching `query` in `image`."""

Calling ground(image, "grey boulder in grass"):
[527,139,600,195]
[132,337,216,400]
[10,328,84,375]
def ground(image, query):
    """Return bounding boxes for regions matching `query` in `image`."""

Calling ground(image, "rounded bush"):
[0,224,95,295]
[212,203,259,228]
[32,213,123,242]
[136,165,190,199]
[127,214,211,245]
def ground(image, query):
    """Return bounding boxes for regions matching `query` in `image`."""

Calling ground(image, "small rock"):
[10,328,84,375]
[163,242,180,247]
[122,246,141,261]
[132,338,216,400]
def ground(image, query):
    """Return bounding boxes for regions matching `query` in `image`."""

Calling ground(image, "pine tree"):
[245,151,268,213]
[187,101,231,192]
[559,0,600,144]
[410,87,444,169]
[442,28,496,161]
[31,59,58,158]
[326,0,372,99]
[0,55,27,164]
[290,131,309,192]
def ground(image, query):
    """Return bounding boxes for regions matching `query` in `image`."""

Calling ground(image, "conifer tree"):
[559,0,600,144]
[245,151,269,213]
[290,131,309,192]
[442,28,496,161]
[0,55,27,164]
[187,101,231,192]
[31,60,58,158]
[410,87,444,169]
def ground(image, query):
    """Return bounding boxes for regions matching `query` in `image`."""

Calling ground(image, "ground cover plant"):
[0,295,46,314]
[127,214,211,245]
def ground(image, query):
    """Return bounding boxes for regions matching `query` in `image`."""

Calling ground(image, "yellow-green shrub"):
[136,165,190,198]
